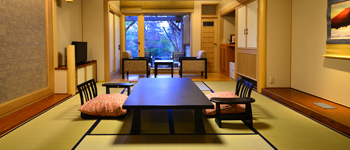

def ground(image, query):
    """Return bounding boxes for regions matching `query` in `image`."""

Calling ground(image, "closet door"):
[246,0,258,48]
[237,5,246,48]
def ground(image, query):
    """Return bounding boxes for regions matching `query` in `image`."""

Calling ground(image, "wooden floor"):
[110,71,234,82]
[0,94,71,136]
[262,88,350,137]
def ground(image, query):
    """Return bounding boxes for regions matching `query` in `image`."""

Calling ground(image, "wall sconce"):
[66,0,74,2]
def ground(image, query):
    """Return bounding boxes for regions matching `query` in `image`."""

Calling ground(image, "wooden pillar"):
[257,0,267,93]
[67,45,76,95]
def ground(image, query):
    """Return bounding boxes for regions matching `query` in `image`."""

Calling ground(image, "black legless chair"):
[210,78,255,128]
[77,79,133,119]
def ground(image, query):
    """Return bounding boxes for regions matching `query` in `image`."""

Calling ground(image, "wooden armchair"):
[122,51,151,79]
[76,79,133,119]
[179,50,207,78]
[209,78,255,128]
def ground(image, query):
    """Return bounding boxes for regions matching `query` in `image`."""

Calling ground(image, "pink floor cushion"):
[203,92,246,116]
[79,94,128,116]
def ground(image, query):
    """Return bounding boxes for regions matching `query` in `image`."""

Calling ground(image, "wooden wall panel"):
[237,53,256,80]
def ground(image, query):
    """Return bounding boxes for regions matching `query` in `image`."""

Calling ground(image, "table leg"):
[130,109,141,134]
[168,109,175,134]
[106,87,110,94]
[155,64,158,78]
[127,87,130,96]
[171,63,173,78]
[194,109,206,134]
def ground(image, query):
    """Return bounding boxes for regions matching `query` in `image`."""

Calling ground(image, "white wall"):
[266,0,291,87]
[55,0,82,67]
[82,0,105,81]
[291,0,350,107]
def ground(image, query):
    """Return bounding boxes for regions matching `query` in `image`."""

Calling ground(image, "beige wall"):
[222,12,235,44]
[82,0,105,81]
[221,0,236,11]
[192,1,202,56]
[291,0,350,107]
[266,0,291,87]
[55,0,82,67]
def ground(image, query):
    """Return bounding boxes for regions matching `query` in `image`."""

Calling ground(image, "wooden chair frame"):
[76,79,133,119]
[122,57,151,79]
[179,57,207,79]
[210,78,255,128]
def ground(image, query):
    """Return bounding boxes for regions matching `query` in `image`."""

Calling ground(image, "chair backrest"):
[235,78,253,98]
[77,79,98,105]
[172,52,185,61]
[197,50,207,58]
[122,51,133,59]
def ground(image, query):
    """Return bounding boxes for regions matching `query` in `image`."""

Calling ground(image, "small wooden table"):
[154,60,174,78]
[123,78,213,134]
[102,83,134,95]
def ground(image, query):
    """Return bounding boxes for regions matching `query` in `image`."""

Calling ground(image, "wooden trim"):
[81,0,84,40]
[46,0,54,92]
[190,12,193,57]
[113,14,116,72]
[257,0,266,93]
[0,94,70,136]
[237,48,258,54]
[67,45,76,95]
[0,88,53,118]
[0,0,55,117]
[0,0,56,117]
[109,4,122,16]
[52,0,57,68]
[104,0,110,82]
[138,14,145,57]
[121,14,126,53]
[220,1,241,16]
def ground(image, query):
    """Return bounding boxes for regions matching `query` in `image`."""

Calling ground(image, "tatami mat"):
[76,134,273,150]
[91,109,254,135]
[1,81,350,150]
[204,81,350,149]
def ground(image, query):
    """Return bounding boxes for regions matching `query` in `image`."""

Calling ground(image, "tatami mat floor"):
[0,80,349,150]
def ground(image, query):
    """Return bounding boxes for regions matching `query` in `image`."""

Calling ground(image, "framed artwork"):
[325,0,350,59]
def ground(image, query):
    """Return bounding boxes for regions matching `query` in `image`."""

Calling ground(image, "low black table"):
[154,60,174,78]
[123,78,213,134]
[102,83,134,95]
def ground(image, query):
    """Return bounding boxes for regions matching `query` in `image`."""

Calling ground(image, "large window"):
[144,14,191,67]
[125,14,191,67]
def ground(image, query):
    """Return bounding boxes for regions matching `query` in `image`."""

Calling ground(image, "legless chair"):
[209,78,255,128]
[77,79,133,119]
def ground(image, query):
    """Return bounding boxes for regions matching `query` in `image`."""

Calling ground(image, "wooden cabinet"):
[55,60,97,93]
[237,0,258,49]
[236,0,258,81]
[220,44,235,76]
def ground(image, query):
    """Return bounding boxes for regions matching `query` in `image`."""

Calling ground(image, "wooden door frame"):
[200,3,220,73]
[201,18,219,73]
[104,0,122,82]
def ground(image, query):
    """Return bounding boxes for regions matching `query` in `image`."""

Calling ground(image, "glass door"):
[125,16,139,57]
